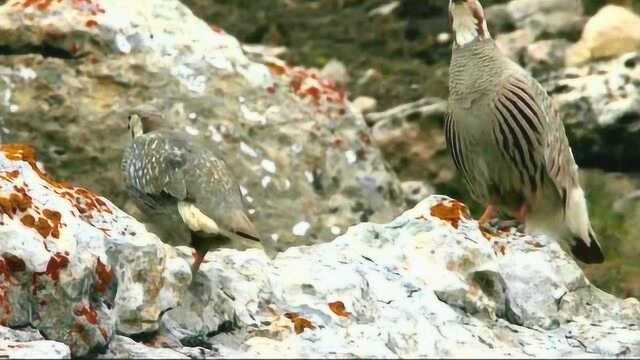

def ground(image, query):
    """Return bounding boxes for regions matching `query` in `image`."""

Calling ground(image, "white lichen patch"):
[240,142,258,158]
[260,159,277,174]
[345,150,357,164]
[292,221,311,236]
[240,104,267,124]
[261,176,272,188]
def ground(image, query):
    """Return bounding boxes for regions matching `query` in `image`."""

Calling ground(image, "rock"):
[436,32,451,45]
[0,325,71,358]
[523,11,585,41]
[495,29,535,62]
[0,145,191,356]
[541,51,640,171]
[506,0,583,28]
[133,196,640,357]
[351,96,377,114]
[367,98,452,185]
[566,5,640,66]
[97,336,190,359]
[2,148,639,357]
[484,4,514,35]
[356,68,382,86]
[400,180,434,208]
[0,0,403,251]
[368,1,400,17]
[0,340,71,359]
[525,39,572,74]
[320,58,350,86]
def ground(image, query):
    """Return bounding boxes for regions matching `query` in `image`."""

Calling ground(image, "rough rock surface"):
[0,326,71,359]
[1,147,639,358]
[0,145,192,356]
[566,5,640,66]
[541,51,640,171]
[0,0,403,251]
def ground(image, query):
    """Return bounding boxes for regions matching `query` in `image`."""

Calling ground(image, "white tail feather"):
[565,187,591,244]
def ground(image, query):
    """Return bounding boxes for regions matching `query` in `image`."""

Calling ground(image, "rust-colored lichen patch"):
[94,258,113,293]
[0,171,19,182]
[74,303,98,325]
[1,144,112,223]
[284,312,316,334]
[42,252,70,283]
[265,60,346,113]
[85,19,98,28]
[328,301,351,318]
[430,200,470,229]
[0,285,11,326]
[3,255,26,273]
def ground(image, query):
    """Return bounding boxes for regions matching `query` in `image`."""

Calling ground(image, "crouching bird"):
[122,113,263,274]
[445,0,604,263]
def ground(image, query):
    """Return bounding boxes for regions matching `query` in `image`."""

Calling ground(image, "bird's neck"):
[451,4,491,48]
[449,40,504,103]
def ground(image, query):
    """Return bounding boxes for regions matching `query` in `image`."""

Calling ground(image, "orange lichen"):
[284,312,316,334]
[3,255,25,273]
[74,303,98,325]
[0,170,19,182]
[94,258,113,293]
[41,252,70,283]
[328,301,351,318]
[265,60,346,113]
[430,200,470,229]
[1,144,112,222]
[0,285,11,326]
[85,19,98,28]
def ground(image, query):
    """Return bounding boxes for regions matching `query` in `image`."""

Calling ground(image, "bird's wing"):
[123,132,189,203]
[183,151,261,241]
[522,74,581,197]
[490,75,548,194]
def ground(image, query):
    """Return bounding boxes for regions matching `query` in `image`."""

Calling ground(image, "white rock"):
[320,59,349,86]
[368,1,400,17]
[159,195,640,358]
[0,340,71,359]
[566,5,640,66]
[0,148,190,356]
[351,96,378,114]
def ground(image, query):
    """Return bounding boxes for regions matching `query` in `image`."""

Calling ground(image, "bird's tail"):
[564,187,604,264]
[228,209,261,242]
[228,209,279,259]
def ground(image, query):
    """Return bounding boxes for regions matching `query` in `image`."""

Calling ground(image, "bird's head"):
[448,0,491,48]
[127,112,165,139]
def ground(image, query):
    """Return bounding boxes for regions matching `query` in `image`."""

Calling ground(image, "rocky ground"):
[0,145,638,358]
[0,0,639,357]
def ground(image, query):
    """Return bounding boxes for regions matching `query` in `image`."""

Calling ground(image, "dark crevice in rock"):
[0,44,76,60]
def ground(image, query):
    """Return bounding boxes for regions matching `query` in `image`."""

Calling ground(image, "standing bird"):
[445,0,604,263]
[122,113,263,274]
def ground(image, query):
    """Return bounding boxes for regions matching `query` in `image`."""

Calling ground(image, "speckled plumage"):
[122,114,260,272]
[446,0,604,263]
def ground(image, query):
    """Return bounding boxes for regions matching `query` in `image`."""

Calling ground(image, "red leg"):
[192,250,205,274]
[478,204,498,227]
[515,204,528,223]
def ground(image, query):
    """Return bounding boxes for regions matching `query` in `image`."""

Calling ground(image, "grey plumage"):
[122,113,261,273]
[446,0,604,263]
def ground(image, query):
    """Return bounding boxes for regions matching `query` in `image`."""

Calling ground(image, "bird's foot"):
[478,204,498,227]
[191,251,205,275]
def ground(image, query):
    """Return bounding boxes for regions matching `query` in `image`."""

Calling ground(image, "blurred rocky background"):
[177,0,640,299]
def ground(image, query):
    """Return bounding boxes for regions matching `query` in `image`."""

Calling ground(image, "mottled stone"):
[0,0,403,253]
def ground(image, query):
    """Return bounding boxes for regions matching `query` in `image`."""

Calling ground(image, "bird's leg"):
[515,203,528,224]
[191,250,205,274]
[190,235,211,276]
[478,204,498,228]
